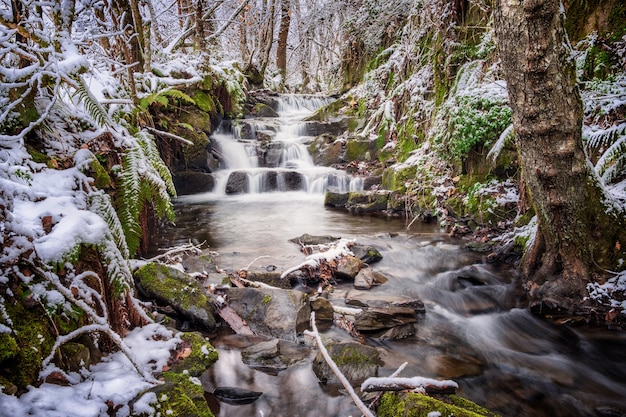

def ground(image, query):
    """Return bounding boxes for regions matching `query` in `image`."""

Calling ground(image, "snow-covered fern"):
[118,130,176,255]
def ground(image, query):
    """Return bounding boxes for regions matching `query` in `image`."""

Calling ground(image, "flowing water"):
[150,95,626,417]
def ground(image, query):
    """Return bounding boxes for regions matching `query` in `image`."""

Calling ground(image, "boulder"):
[310,296,334,322]
[253,103,280,118]
[289,233,341,246]
[354,268,388,290]
[225,288,310,341]
[351,244,383,264]
[173,171,215,195]
[324,189,349,208]
[346,190,390,214]
[241,338,289,374]
[354,307,417,332]
[225,171,249,194]
[334,255,365,280]
[134,263,217,330]
[312,341,379,386]
[279,171,304,191]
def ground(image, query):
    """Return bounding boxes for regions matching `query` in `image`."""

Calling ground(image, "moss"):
[193,90,216,113]
[305,99,345,122]
[87,157,112,189]
[262,295,273,305]
[332,346,371,367]
[26,144,51,165]
[396,118,420,162]
[0,333,19,362]
[377,392,499,417]
[345,140,371,162]
[382,165,418,193]
[2,285,55,390]
[168,332,218,376]
[151,372,214,417]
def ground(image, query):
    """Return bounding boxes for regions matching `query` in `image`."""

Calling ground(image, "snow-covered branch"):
[280,238,356,278]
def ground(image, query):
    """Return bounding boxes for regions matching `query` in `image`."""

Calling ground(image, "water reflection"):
[151,193,626,417]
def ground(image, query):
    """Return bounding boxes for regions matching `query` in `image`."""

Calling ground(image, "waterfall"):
[208,95,362,196]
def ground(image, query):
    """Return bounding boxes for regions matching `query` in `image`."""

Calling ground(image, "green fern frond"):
[161,89,195,105]
[117,131,176,255]
[585,122,626,184]
[138,88,196,110]
[72,75,111,127]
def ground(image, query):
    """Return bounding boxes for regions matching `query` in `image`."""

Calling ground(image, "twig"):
[366,362,408,412]
[144,127,194,146]
[304,312,376,417]
[143,241,204,263]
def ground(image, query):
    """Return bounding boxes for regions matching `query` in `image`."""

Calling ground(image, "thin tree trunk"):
[493,0,625,312]
[276,0,291,88]
[259,0,276,78]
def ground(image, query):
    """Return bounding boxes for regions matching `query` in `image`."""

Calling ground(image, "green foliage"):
[139,88,196,111]
[118,131,176,255]
[378,392,499,417]
[434,95,512,162]
[73,76,111,127]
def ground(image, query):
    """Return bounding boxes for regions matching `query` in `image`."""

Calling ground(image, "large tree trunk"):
[493,0,625,313]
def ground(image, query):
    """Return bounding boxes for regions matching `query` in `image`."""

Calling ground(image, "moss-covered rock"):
[346,190,390,214]
[377,392,499,417]
[382,165,418,193]
[311,341,379,386]
[133,263,217,331]
[345,139,374,162]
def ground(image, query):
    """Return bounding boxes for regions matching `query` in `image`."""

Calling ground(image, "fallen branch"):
[144,127,194,146]
[360,376,458,396]
[304,312,375,417]
[143,241,204,263]
[281,239,356,279]
[367,362,409,411]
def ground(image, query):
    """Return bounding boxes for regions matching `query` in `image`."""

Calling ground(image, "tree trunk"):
[276,0,291,88]
[493,0,625,313]
[259,0,276,79]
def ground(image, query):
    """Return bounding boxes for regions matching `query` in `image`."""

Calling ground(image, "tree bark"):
[276,0,291,88]
[493,0,625,312]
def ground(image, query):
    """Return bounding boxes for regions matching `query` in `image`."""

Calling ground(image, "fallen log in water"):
[360,376,458,395]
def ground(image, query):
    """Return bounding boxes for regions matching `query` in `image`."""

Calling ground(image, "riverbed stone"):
[225,288,310,341]
[353,307,417,332]
[346,190,390,214]
[311,341,379,386]
[280,171,304,191]
[252,103,280,118]
[173,171,215,195]
[310,296,334,322]
[354,268,388,290]
[324,190,349,208]
[225,171,249,194]
[133,263,217,330]
[377,392,499,417]
[289,233,341,246]
[351,244,383,264]
[334,255,365,280]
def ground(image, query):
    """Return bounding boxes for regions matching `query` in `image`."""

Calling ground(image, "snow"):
[360,376,459,393]
[0,324,181,417]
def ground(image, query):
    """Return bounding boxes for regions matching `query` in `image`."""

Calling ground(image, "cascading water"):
[209,95,362,195]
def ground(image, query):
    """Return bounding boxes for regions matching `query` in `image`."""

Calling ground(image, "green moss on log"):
[378,392,499,417]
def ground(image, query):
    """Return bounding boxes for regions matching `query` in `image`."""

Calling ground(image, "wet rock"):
[173,171,215,195]
[312,341,379,386]
[256,129,275,142]
[335,255,365,280]
[280,171,305,191]
[354,307,417,332]
[310,296,334,322]
[310,136,344,166]
[354,268,388,290]
[363,175,382,190]
[241,338,290,374]
[225,171,249,194]
[225,288,310,341]
[424,354,484,379]
[324,189,349,208]
[252,103,280,118]
[344,293,425,314]
[242,271,291,289]
[346,191,390,214]
[289,233,341,246]
[351,244,383,264]
[375,323,416,340]
[134,263,217,330]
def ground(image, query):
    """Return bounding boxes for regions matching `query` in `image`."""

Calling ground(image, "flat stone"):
[354,307,417,332]
[354,268,388,290]
[335,255,365,280]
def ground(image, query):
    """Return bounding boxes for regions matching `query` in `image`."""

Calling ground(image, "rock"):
[351,244,383,264]
[280,171,304,191]
[289,233,341,246]
[242,271,291,289]
[310,296,334,322]
[173,171,215,195]
[344,293,426,314]
[253,103,280,118]
[310,137,344,166]
[363,175,382,190]
[354,307,417,332]
[377,392,499,417]
[59,342,91,372]
[334,255,365,280]
[424,354,484,379]
[324,189,349,208]
[225,171,249,194]
[346,190,390,214]
[134,263,217,330]
[354,268,388,290]
[241,338,287,373]
[179,107,212,133]
[312,341,379,386]
[225,288,310,341]
[256,129,275,142]
[374,323,416,340]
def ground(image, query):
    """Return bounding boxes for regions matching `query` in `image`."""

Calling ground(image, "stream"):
[149,95,626,417]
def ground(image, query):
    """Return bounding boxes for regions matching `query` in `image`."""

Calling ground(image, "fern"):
[588,123,626,183]
[138,88,196,110]
[72,75,111,127]
[118,131,176,255]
